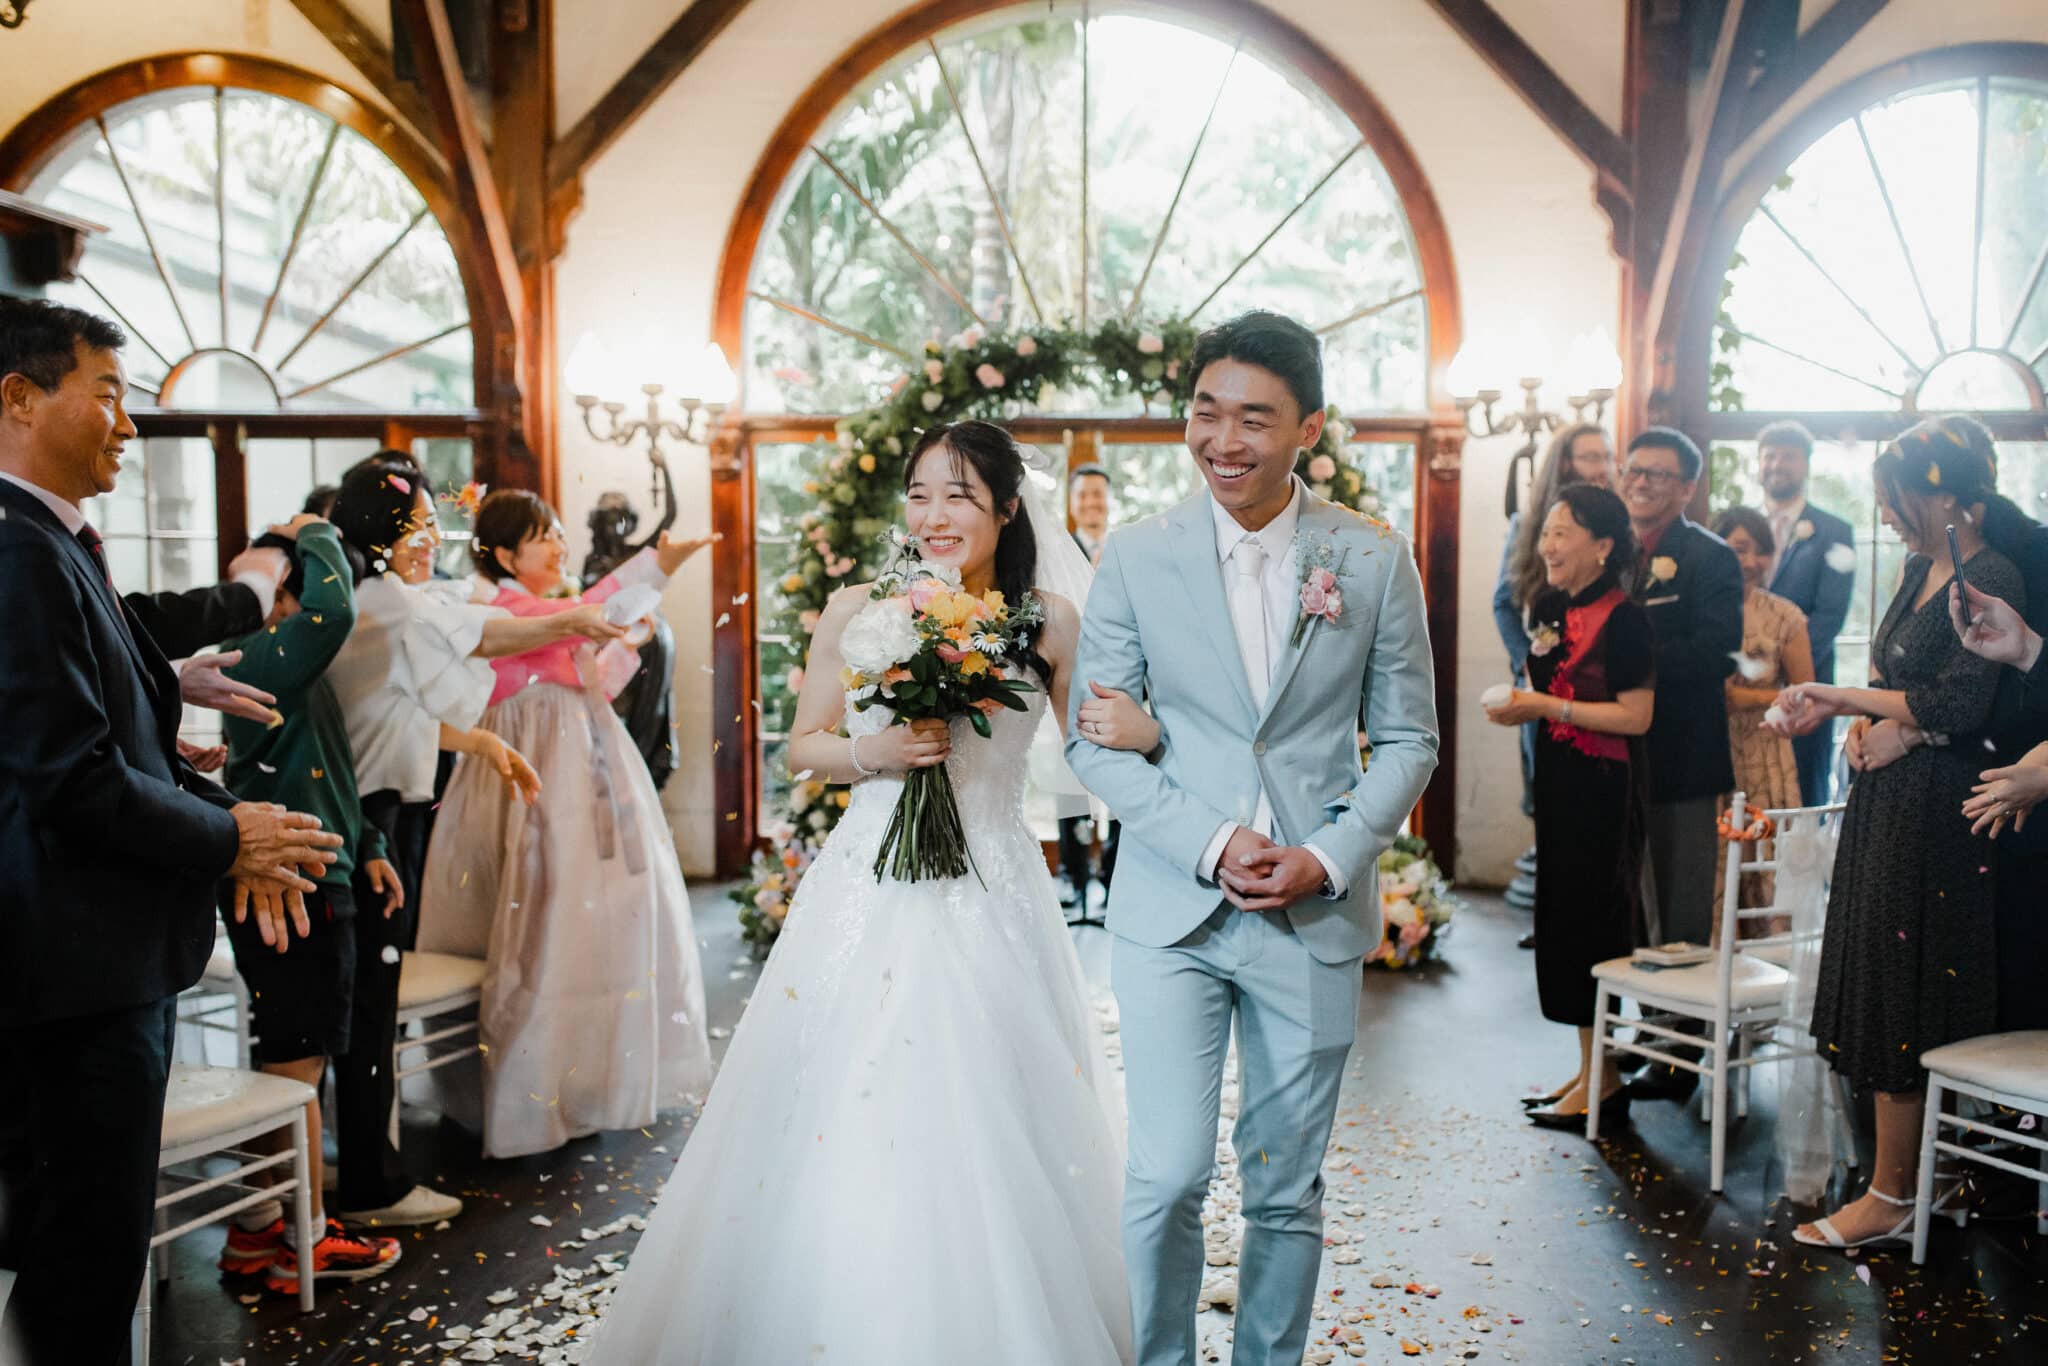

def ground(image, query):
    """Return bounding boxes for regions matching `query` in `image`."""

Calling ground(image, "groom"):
[1067,310,1438,1366]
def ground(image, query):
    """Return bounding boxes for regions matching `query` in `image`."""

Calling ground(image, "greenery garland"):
[733,323,1407,951]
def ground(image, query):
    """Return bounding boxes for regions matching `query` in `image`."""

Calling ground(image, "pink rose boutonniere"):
[1291,535,1349,645]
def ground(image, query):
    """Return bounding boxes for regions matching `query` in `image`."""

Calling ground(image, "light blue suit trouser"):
[1113,906,1363,1366]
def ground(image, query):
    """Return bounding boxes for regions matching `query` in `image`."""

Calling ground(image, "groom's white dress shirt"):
[1196,484,1348,898]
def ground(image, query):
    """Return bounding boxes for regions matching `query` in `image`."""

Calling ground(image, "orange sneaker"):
[217,1218,285,1277]
[263,1219,402,1294]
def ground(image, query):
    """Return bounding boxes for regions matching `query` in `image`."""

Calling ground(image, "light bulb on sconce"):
[569,330,734,468]
[1452,325,1622,523]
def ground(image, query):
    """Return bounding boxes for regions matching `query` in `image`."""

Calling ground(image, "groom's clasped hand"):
[1215,826,1330,912]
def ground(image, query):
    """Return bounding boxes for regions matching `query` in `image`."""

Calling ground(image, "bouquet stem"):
[871,764,982,886]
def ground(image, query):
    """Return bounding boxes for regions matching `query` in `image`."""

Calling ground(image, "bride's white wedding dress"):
[587,688,1133,1365]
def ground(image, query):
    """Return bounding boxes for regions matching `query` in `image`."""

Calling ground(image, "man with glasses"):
[1617,428,1744,1103]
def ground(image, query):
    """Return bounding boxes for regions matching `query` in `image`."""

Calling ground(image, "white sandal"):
[1793,1187,1915,1251]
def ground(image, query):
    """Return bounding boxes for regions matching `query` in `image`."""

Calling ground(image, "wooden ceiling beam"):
[547,0,757,195]
[393,0,528,452]
[1642,0,1778,367]
[1422,0,1631,189]
[287,0,442,168]
[1736,0,1891,146]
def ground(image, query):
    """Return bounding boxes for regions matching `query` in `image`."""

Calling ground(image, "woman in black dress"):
[1768,419,2026,1251]
[1485,484,1655,1130]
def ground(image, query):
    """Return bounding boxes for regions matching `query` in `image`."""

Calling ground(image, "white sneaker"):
[336,1184,464,1228]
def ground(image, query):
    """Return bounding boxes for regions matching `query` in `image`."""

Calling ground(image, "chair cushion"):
[160,1065,315,1150]
[398,951,486,1010]
[1921,1031,2048,1104]
[200,941,237,986]
[1745,941,1795,968]
[1591,952,1790,1010]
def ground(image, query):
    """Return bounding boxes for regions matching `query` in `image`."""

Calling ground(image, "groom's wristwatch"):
[1319,872,1338,899]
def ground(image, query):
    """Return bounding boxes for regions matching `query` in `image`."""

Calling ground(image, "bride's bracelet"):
[848,734,876,778]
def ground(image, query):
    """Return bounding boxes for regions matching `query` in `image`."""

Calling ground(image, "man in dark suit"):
[1621,428,1744,947]
[1057,464,1117,907]
[1757,421,1855,804]
[0,298,343,1366]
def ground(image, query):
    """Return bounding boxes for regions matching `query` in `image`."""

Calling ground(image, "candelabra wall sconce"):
[1448,326,1622,518]
[566,334,738,506]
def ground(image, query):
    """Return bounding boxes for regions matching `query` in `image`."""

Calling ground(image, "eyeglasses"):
[1619,464,1686,486]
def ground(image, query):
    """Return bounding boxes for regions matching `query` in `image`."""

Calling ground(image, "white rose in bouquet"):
[840,598,921,674]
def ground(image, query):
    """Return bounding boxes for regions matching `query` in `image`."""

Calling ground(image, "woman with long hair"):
[1767,418,2027,1250]
[321,459,622,1220]
[590,420,1152,1363]
[412,489,713,1158]
[1484,483,1653,1129]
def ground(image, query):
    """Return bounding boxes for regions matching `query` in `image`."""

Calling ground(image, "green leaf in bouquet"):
[967,708,993,739]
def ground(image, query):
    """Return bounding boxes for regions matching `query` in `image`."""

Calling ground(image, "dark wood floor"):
[152,889,2047,1364]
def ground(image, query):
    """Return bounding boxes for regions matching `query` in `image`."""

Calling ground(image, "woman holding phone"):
[1765,419,2026,1251]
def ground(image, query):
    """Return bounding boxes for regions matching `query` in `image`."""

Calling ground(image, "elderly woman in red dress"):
[417,490,714,1158]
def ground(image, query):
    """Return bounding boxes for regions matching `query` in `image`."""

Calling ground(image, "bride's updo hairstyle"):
[904,419,1051,683]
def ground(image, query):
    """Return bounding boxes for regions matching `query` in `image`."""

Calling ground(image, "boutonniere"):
[1648,555,1679,586]
[1794,518,1816,543]
[1292,535,1348,645]
[1528,622,1562,658]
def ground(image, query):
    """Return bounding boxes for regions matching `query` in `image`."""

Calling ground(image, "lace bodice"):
[844,686,1048,833]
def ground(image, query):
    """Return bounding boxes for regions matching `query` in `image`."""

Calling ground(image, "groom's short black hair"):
[1189,310,1323,420]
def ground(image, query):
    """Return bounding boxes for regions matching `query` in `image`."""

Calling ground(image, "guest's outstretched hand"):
[177,651,278,724]
[655,530,717,577]
[230,876,311,952]
[1950,580,2042,671]
[1763,683,1839,736]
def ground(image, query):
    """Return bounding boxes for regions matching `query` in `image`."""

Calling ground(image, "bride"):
[588,420,1151,1364]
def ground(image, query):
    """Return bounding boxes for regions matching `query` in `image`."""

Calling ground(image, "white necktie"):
[1231,536,1272,708]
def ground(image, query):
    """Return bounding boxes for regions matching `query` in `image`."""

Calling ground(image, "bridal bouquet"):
[838,531,1042,883]
[1367,835,1460,970]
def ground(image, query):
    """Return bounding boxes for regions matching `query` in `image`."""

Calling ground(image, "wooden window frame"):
[0,54,522,525]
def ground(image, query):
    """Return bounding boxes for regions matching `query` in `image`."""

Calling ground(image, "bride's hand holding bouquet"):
[838,532,1044,882]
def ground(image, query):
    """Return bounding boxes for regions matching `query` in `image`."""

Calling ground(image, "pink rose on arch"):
[924,359,945,383]
[1307,454,1338,482]
[1136,333,1165,355]
[1015,335,1039,357]
[975,363,1006,389]
[1165,359,1180,380]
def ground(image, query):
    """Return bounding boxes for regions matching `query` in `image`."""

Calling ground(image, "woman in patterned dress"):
[1766,419,2027,1251]
[1710,506,1813,921]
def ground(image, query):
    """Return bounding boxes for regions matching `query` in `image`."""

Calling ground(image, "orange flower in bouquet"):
[837,531,1043,883]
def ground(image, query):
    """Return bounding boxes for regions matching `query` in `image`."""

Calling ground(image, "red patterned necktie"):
[76,521,117,595]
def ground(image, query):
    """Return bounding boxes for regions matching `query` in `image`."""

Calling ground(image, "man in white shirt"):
[1066,310,1437,1366]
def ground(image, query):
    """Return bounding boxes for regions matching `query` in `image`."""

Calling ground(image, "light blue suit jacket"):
[1065,485,1439,964]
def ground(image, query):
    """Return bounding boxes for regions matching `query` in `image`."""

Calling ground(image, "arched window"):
[1702,50,2048,692]
[0,58,482,595]
[709,0,1464,873]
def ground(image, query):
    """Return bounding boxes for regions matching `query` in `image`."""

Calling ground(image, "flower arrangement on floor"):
[1367,834,1461,970]
[731,323,1438,951]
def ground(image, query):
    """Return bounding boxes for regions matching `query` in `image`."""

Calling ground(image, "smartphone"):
[1947,523,1972,625]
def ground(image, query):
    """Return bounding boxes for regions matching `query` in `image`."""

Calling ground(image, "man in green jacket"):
[212,514,405,1296]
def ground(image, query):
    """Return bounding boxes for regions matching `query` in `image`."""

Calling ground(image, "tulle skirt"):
[417,684,711,1158]
[583,767,1131,1364]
